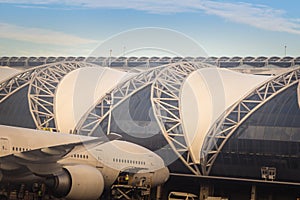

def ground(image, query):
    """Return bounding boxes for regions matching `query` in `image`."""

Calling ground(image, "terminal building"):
[1,55,300,69]
[0,57,300,199]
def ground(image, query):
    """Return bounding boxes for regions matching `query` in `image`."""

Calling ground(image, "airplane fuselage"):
[0,125,169,200]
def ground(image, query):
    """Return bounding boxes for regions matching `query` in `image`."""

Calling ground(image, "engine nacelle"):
[48,165,104,200]
[130,167,169,187]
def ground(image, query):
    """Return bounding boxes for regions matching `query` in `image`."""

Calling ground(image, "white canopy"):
[180,68,271,164]
[0,67,21,83]
[55,67,130,133]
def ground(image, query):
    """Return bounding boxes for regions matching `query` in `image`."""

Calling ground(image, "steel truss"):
[28,62,97,131]
[151,62,205,175]
[76,65,164,136]
[0,65,47,104]
[200,67,300,175]
[76,62,211,175]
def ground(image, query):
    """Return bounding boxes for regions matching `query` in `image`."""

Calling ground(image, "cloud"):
[0,22,98,46]
[199,1,300,35]
[0,0,201,13]
[0,45,97,56]
[15,5,52,9]
[1,0,300,35]
[0,0,300,34]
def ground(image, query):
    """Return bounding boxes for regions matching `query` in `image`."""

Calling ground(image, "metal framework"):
[200,67,300,175]
[76,62,212,175]
[0,65,47,104]
[1,56,299,68]
[5,60,298,176]
[75,65,164,135]
[151,62,204,175]
[28,62,97,131]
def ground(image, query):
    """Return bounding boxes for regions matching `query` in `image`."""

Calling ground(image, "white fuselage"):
[0,125,169,199]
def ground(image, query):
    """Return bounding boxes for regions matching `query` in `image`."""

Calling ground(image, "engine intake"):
[47,165,104,200]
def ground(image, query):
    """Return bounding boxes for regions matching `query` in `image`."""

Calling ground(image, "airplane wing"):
[0,132,121,176]
[1,141,90,175]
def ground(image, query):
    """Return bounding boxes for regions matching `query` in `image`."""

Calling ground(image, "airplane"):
[0,125,169,200]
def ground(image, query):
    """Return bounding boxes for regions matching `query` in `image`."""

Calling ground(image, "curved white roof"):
[180,68,271,163]
[0,67,21,83]
[55,67,129,133]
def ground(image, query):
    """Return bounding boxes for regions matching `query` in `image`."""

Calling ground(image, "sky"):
[0,0,300,57]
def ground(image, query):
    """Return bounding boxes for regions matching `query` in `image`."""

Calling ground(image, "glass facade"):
[90,85,168,151]
[0,86,36,129]
[211,84,300,182]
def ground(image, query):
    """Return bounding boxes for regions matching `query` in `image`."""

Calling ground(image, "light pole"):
[284,45,287,56]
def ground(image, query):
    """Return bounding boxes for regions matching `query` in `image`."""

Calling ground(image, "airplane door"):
[0,138,10,156]
[95,149,104,168]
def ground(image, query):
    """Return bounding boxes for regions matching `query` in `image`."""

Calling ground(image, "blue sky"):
[0,0,300,57]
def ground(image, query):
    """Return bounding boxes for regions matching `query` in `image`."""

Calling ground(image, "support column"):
[250,185,256,200]
[199,184,213,200]
[156,185,162,200]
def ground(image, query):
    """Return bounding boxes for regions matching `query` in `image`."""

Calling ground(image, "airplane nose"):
[161,167,170,182]
[152,167,170,186]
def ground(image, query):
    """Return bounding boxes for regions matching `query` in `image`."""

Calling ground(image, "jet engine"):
[47,165,104,200]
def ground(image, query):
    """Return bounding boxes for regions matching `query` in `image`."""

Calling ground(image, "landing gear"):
[110,174,151,200]
[0,182,47,200]
[111,184,151,200]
